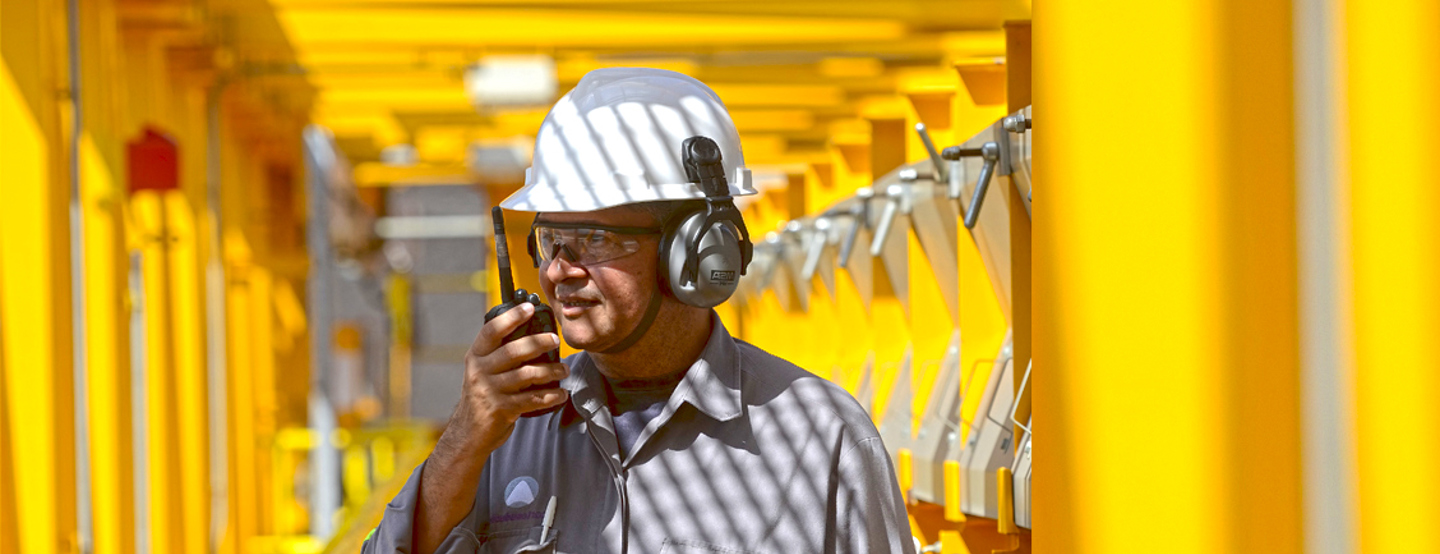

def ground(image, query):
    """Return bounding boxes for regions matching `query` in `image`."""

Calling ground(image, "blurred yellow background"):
[4,0,1439,553]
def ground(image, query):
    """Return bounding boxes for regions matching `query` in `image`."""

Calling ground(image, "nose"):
[543,250,587,283]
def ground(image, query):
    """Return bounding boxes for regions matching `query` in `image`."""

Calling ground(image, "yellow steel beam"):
[276,8,905,49]
[352,163,472,188]
[1348,1,1440,552]
[1040,1,1302,552]
[2,0,80,549]
[316,87,472,112]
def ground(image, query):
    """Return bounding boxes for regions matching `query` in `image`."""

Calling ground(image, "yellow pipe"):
[1348,1,1440,551]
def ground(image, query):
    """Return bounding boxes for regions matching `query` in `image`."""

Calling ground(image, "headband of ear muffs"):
[656,136,754,308]
[521,136,753,309]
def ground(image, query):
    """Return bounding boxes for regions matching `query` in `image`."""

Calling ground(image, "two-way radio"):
[484,206,563,417]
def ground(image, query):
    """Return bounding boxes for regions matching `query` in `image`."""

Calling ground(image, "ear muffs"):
[657,205,749,308]
[651,136,754,308]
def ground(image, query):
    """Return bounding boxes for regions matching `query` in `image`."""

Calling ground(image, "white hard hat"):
[499,67,757,212]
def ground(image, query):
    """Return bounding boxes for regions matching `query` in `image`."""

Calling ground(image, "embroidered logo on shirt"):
[504,476,540,508]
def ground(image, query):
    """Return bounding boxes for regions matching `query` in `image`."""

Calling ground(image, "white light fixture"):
[464,55,558,109]
[375,215,489,240]
[379,144,418,166]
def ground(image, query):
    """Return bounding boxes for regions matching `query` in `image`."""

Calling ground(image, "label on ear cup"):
[709,269,737,285]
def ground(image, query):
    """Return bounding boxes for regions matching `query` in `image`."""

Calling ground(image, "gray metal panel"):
[411,362,467,422]
[877,347,917,492]
[1012,424,1032,529]
[852,351,877,414]
[385,184,492,424]
[910,331,962,505]
[956,339,1015,518]
[907,180,960,324]
[840,219,874,311]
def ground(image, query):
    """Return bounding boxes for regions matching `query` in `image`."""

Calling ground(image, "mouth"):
[557,297,600,317]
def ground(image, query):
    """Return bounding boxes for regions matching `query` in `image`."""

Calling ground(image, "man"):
[363,68,914,554]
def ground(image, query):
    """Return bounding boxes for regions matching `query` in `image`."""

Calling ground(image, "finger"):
[505,386,569,415]
[470,303,534,357]
[483,333,561,373]
[491,362,570,393]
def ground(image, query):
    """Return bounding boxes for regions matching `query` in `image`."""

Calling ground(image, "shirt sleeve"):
[361,461,483,554]
[832,437,917,554]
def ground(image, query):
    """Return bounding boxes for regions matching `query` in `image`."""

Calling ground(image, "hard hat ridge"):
[500,67,756,212]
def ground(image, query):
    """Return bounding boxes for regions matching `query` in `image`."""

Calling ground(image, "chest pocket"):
[659,538,767,554]
[480,527,560,554]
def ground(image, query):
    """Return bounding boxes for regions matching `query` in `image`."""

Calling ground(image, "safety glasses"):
[529,221,662,266]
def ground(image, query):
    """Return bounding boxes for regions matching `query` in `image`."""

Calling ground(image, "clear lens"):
[533,226,644,265]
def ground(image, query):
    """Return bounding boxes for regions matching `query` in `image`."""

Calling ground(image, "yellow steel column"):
[80,135,134,554]
[1347,1,1440,551]
[387,273,413,419]
[133,191,185,554]
[224,234,259,554]
[248,266,278,535]
[1039,1,1303,552]
[1,0,80,550]
[165,190,212,554]
[0,312,17,554]
[1217,2,1304,551]
[75,0,136,549]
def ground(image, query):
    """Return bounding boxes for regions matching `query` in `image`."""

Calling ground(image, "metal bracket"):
[800,218,829,280]
[1003,114,1032,133]
[869,182,914,257]
[837,187,874,269]
[915,122,949,183]
[942,142,1000,229]
[1003,113,1032,203]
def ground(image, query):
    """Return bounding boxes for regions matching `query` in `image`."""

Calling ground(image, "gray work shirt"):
[363,313,914,554]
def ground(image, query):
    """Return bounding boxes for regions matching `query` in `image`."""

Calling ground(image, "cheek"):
[592,263,654,308]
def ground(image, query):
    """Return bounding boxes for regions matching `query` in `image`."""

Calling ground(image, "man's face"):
[535,205,662,351]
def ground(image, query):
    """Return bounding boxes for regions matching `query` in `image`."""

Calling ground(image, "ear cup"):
[658,210,744,308]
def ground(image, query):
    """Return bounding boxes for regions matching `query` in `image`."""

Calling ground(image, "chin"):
[558,320,603,350]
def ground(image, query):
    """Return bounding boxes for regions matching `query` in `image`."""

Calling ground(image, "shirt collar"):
[560,311,742,424]
[672,311,743,422]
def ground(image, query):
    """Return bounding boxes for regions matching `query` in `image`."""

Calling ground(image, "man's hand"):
[413,303,569,554]
[440,302,569,457]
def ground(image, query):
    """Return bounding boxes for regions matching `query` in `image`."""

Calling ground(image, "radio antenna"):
[492,206,516,304]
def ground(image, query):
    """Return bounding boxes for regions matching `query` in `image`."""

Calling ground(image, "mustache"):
[554,285,601,302]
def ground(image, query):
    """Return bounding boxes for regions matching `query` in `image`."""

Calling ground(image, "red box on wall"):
[127,126,179,194]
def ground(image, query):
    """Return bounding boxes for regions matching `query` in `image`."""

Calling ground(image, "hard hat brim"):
[498,167,757,212]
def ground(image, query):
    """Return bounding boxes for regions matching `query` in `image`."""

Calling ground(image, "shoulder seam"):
[838,436,886,473]
[734,340,879,441]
